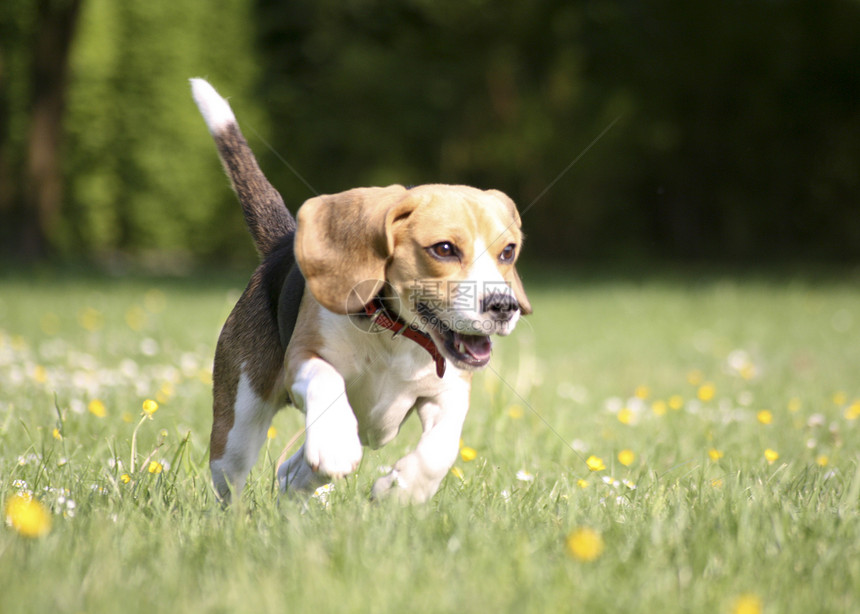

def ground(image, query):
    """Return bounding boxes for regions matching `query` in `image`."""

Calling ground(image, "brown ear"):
[488,189,532,315]
[510,268,532,315]
[295,185,415,314]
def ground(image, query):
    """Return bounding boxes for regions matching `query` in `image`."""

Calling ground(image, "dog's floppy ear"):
[487,189,532,316]
[295,185,414,314]
[509,268,532,315]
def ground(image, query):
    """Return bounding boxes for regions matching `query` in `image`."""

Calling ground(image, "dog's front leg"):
[288,357,363,485]
[372,382,470,503]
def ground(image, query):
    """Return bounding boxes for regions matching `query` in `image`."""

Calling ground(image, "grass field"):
[2,266,859,613]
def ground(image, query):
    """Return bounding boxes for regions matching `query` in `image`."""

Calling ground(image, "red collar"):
[363,299,446,378]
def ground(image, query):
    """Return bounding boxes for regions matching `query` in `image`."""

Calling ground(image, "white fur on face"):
[421,238,521,337]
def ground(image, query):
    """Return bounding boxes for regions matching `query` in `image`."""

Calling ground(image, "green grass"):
[2,267,860,613]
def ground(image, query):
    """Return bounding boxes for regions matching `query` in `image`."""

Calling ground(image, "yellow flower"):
[52,428,63,441]
[832,391,847,406]
[120,473,131,484]
[757,410,773,425]
[739,364,756,380]
[267,426,278,440]
[78,307,104,332]
[617,449,635,467]
[697,383,716,402]
[634,385,650,400]
[668,395,684,411]
[88,399,107,418]
[651,400,667,416]
[617,407,634,425]
[576,479,589,489]
[148,461,163,474]
[142,399,159,416]
[787,397,802,413]
[125,306,147,331]
[4,493,52,538]
[764,448,779,464]
[566,527,604,562]
[450,467,464,481]
[460,446,477,462]
[586,455,606,472]
[815,455,829,467]
[708,448,724,461]
[156,382,174,404]
[507,404,524,419]
[711,478,724,488]
[687,370,704,386]
[732,593,763,614]
[844,401,860,421]
[32,365,48,384]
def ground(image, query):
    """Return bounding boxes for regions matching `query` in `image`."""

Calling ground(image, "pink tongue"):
[453,332,492,360]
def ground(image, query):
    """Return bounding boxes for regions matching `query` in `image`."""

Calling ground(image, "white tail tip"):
[190,78,236,134]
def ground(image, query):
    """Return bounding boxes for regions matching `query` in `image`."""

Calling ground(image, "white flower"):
[807,414,826,428]
[604,397,624,413]
[312,483,335,507]
[140,338,159,357]
[570,439,589,453]
[601,475,621,489]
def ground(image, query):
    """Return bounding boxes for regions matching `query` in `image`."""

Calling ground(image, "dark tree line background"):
[2,0,859,266]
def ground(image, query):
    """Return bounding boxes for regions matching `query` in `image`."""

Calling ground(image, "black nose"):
[481,294,520,321]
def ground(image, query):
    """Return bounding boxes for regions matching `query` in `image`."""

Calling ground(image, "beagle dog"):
[190,79,531,503]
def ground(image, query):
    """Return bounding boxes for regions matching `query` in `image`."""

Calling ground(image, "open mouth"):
[416,304,493,369]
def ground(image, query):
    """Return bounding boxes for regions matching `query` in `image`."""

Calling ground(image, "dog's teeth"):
[458,341,466,354]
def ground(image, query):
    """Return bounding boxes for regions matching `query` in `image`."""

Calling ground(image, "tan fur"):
[194,80,533,502]
[211,183,530,501]
[295,185,414,314]
[386,185,531,317]
[295,184,531,320]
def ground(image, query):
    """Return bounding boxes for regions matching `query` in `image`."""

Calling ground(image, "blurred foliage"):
[60,0,265,261]
[2,0,859,263]
[255,0,860,262]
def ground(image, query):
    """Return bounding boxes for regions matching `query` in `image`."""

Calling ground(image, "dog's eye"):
[499,243,517,263]
[428,242,460,261]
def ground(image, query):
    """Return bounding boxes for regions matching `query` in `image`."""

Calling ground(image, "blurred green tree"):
[60,0,265,263]
[1,0,858,264]
[0,0,83,259]
[255,0,860,262]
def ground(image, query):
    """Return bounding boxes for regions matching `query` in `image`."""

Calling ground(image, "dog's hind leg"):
[209,279,286,502]
[210,366,279,501]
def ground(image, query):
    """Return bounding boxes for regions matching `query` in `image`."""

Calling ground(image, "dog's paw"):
[370,470,403,501]
[304,414,363,479]
[371,459,442,504]
[278,445,329,494]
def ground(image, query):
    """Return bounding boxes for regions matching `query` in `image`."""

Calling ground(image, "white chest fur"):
[314,308,467,448]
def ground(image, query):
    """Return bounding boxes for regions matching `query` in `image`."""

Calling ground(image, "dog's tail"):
[190,78,295,258]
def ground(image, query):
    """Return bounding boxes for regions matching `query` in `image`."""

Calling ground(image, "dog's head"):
[295,184,531,371]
